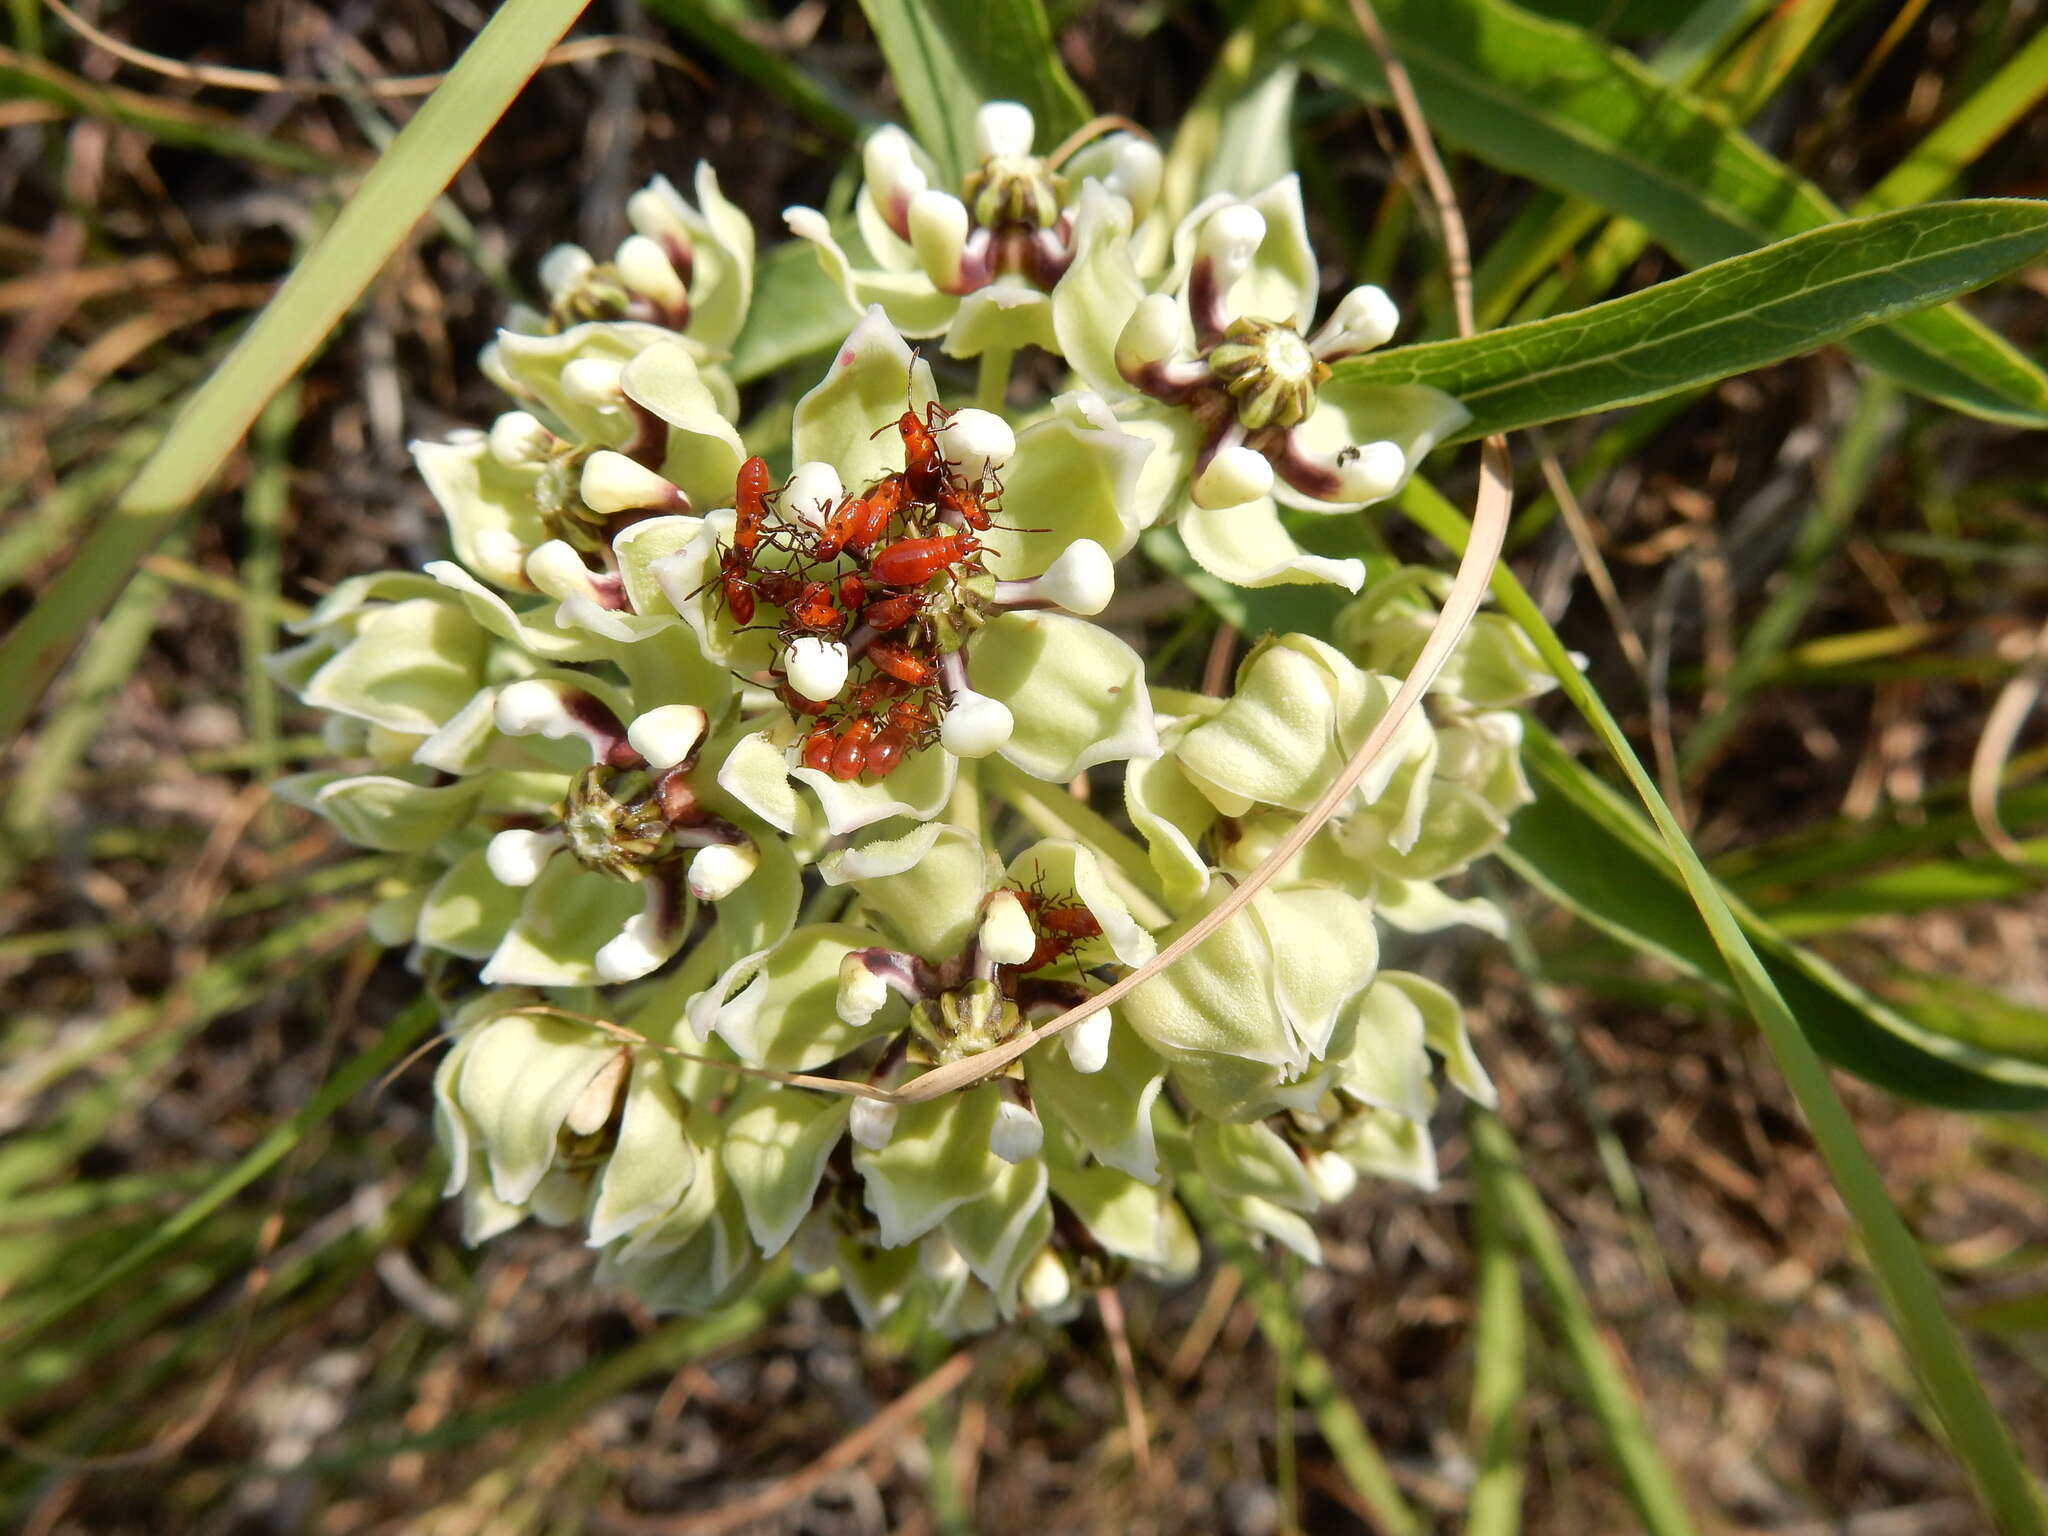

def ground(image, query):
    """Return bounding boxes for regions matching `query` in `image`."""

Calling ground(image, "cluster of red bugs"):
[703,398,1003,781]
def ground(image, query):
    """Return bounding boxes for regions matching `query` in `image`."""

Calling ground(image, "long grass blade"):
[0,0,593,743]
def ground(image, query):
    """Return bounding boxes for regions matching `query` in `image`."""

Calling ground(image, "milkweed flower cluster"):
[275,106,1549,1329]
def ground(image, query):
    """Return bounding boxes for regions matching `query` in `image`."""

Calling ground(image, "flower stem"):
[974,344,1014,414]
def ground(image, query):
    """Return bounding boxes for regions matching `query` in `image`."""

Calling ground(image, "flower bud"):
[615,233,686,313]
[784,637,850,703]
[936,408,1014,482]
[538,243,595,298]
[495,679,584,741]
[782,461,843,526]
[488,409,554,466]
[908,190,972,291]
[975,100,1036,161]
[989,1100,1044,1164]
[686,840,758,901]
[939,689,1014,759]
[1192,445,1276,509]
[486,828,565,888]
[837,953,890,1027]
[1030,538,1116,615]
[1115,292,1185,378]
[849,1095,898,1151]
[561,356,625,406]
[1063,1008,1113,1075]
[626,705,708,772]
[1019,1249,1071,1312]
[978,890,1037,965]
[581,450,682,515]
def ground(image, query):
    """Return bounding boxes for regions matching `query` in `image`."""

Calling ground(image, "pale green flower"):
[785,100,1162,357]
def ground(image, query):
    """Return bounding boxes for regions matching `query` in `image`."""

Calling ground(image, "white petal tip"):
[849,1096,898,1151]
[837,954,889,1027]
[989,1101,1044,1165]
[626,705,709,772]
[1035,538,1116,615]
[485,828,563,888]
[494,679,572,738]
[978,890,1037,966]
[1063,1009,1113,1075]
[1334,439,1408,501]
[1020,1251,1072,1312]
[974,100,1036,160]
[560,357,625,406]
[939,690,1014,759]
[784,637,850,703]
[487,410,553,466]
[686,842,757,901]
[1192,445,1276,509]
[937,407,1015,481]
[594,915,671,983]
[580,450,678,515]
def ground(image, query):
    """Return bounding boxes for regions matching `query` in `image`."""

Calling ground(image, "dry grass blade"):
[1968,616,2048,868]
[44,0,707,97]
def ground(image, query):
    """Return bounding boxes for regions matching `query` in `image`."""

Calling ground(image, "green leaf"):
[1503,726,2048,1110]
[1337,200,2048,440]
[0,0,593,744]
[1855,25,2048,214]
[637,0,866,139]
[1295,0,2048,426]
[856,0,1090,186]
[1397,477,2048,1533]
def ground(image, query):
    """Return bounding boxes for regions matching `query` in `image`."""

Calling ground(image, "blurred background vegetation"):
[3,0,2047,1531]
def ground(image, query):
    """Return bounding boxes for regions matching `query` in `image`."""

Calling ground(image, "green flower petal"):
[1177,498,1365,591]
[834,1236,921,1328]
[1333,1107,1439,1192]
[1374,876,1506,937]
[941,281,1058,360]
[588,1054,699,1246]
[1217,1192,1322,1263]
[274,769,480,852]
[1193,1119,1318,1212]
[722,1083,851,1256]
[456,1012,618,1205]
[480,857,644,988]
[715,729,806,835]
[823,822,994,960]
[791,738,956,838]
[1249,886,1378,1061]
[695,923,896,1070]
[1382,970,1496,1109]
[416,847,524,959]
[674,162,756,354]
[1331,972,1431,1121]
[424,561,612,663]
[978,393,1158,577]
[412,434,544,591]
[1003,839,1156,969]
[786,208,957,339]
[942,1157,1050,1301]
[1024,1022,1165,1182]
[853,1086,1004,1248]
[1121,886,1297,1112]
[968,611,1159,781]
[618,342,745,510]
[1050,180,1145,395]
[1046,1162,1174,1266]
[611,514,704,616]
[488,320,682,444]
[302,595,487,734]
[1123,721,1218,905]
[792,307,939,486]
